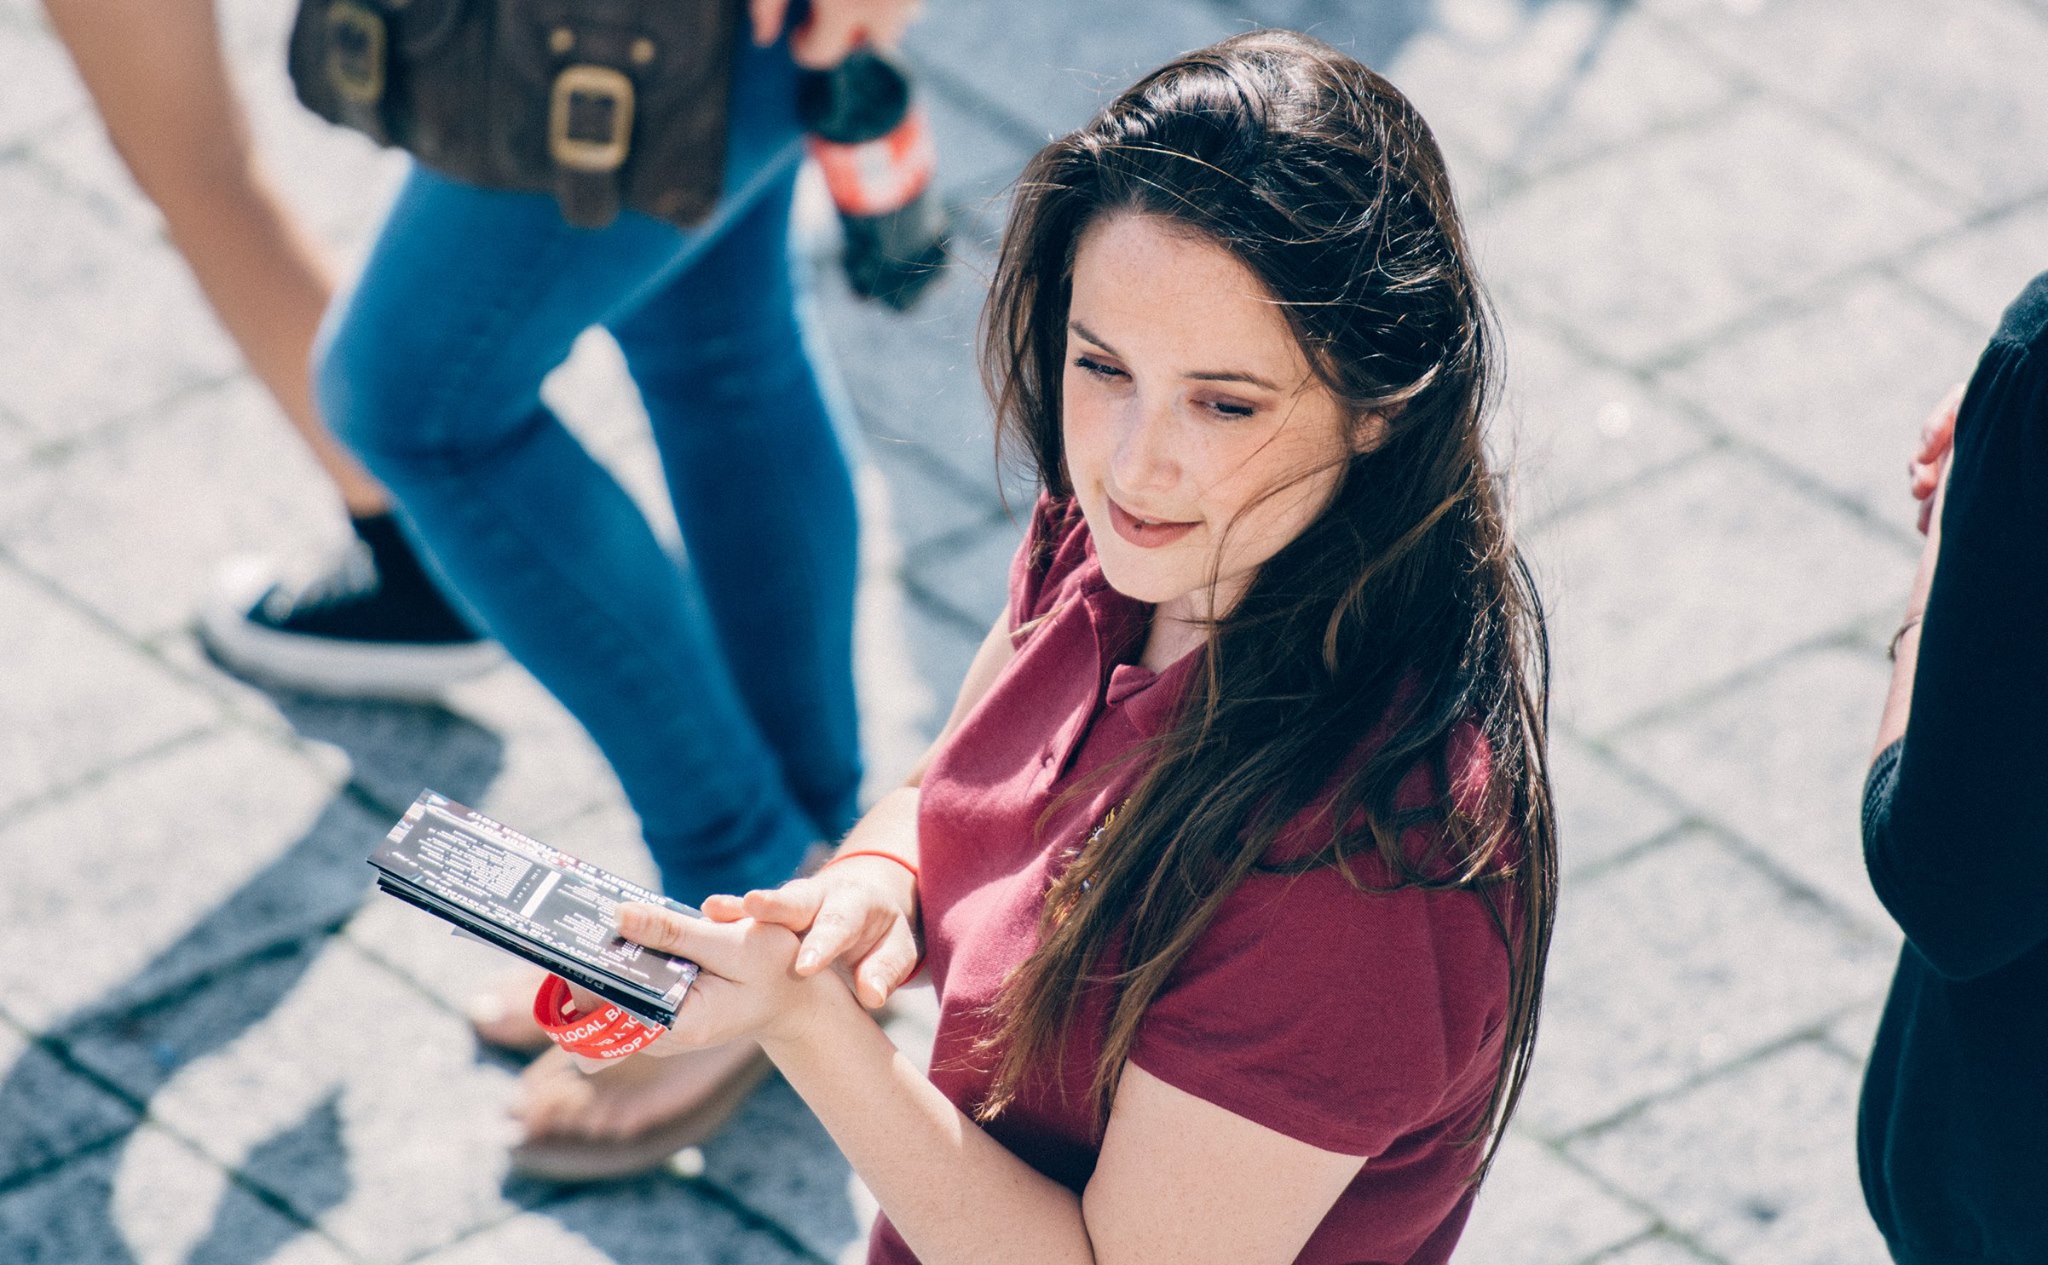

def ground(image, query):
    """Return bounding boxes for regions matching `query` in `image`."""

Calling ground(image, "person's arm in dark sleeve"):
[1864,272,2048,981]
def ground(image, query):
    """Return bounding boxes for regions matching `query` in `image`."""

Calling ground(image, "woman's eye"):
[1073,355,1125,380]
[1203,397,1257,419]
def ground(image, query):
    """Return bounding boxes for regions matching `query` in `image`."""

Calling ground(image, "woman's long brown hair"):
[972,30,1557,1179]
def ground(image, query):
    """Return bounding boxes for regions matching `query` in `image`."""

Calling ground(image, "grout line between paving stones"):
[0,992,359,1265]
[1586,616,1891,746]
[1489,76,1762,203]
[1650,396,1931,553]
[21,368,257,471]
[1635,4,1982,210]
[1514,434,1731,535]
[1578,1227,1726,1265]
[0,718,215,828]
[1560,816,1697,886]
[1546,1028,1874,1153]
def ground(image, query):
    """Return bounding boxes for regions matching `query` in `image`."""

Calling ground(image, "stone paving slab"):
[1481,96,1958,369]
[408,1180,815,1265]
[0,161,241,445]
[1528,449,1912,736]
[0,729,375,1031]
[1457,1133,1652,1264]
[1392,1,1743,188]
[1497,317,1713,526]
[65,940,526,1265]
[1653,272,1985,527]
[902,0,1244,139]
[902,512,1026,637]
[1572,1041,1892,1265]
[1546,732,1685,880]
[1904,193,2048,335]
[1648,0,2048,210]
[0,1016,138,1192]
[1520,830,1891,1139]
[0,11,84,152]
[0,562,221,817]
[1618,643,1903,934]
[0,1122,358,1265]
[0,377,340,642]
[1595,1235,1717,1265]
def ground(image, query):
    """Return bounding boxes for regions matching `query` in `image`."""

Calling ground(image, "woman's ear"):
[1350,411,1390,455]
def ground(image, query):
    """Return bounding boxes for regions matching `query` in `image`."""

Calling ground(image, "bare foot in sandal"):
[466,965,554,1054]
[508,1038,772,1182]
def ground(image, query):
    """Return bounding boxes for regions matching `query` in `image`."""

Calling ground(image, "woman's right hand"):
[702,855,920,1010]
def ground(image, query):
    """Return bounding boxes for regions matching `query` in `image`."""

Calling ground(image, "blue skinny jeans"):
[317,40,861,904]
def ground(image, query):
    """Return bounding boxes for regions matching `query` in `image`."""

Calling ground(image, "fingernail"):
[796,951,819,973]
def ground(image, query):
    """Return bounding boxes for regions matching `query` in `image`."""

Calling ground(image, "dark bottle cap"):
[798,48,913,145]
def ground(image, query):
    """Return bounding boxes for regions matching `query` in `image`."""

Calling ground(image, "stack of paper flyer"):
[369,790,698,1027]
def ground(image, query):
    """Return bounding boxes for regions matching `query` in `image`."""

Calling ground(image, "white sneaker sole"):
[198,555,507,701]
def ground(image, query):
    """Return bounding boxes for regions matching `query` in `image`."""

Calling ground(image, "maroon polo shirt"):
[870,496,1511,1265]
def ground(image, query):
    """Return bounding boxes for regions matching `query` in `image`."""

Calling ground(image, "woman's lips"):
[1106,496,1198,548]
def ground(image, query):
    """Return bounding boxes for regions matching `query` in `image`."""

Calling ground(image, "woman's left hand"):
[1911,382,1965,534]
[568,905,842,1056]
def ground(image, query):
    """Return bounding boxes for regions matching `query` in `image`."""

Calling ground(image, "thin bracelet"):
[820,848,920,882]
[1888,614,1924,663]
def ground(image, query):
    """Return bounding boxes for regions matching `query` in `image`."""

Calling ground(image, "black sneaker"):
[199,513,504,699]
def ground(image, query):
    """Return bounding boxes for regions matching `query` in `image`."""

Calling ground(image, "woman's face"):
[1062,213,1363,626]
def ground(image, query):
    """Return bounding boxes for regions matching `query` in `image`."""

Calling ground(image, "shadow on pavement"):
[0,694,502,1262]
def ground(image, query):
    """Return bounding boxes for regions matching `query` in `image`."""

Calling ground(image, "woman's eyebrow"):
[1068,320,1281,391]
[1069,319,1117,354]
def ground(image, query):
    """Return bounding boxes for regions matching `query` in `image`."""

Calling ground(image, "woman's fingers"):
[613,901,735,968]
[742,879,825,930]
[853,921,921,1009]
[1917,382,1965,463]
[700,892,747,922]
[787,2,863,68]
[793,887,885,975]
[748,0,791,47]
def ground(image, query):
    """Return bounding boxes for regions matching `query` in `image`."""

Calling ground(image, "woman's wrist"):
[758,962,868,1060]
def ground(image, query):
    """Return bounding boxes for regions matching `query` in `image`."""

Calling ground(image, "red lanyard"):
[532,973,666,1060]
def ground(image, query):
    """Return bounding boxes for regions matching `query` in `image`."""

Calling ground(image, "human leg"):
[610,169,863,845]
[41,0,376,510]
[40,0,496,688]
[318,41,825,903]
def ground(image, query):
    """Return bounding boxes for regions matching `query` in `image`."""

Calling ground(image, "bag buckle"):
[324,0,388,105]
[549,65,635,173]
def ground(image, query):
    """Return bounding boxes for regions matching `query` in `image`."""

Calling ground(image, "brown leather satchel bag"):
[288,0,741,229]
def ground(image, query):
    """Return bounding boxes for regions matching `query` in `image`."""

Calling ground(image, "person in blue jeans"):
[317,0,921,1180]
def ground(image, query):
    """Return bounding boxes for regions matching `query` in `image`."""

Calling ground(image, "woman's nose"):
[1110,395,1179,495]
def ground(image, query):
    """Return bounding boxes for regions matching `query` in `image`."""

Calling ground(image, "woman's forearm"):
[828,783,922,869]
[763,984,1097,1265]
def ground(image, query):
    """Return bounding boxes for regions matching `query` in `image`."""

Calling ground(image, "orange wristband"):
[532,973,666,1061]
[820,848,919,883]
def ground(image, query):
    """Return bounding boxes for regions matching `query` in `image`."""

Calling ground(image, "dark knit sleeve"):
[1864,273,2048,981]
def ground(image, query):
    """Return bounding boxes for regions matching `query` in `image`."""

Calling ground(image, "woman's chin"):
[1094,556,1196,609]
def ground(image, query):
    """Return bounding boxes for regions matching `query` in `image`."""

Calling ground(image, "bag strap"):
[548,61,636,229]
[319,0,394,146]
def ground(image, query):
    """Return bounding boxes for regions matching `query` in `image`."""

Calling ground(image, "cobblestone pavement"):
[4,0,2044,1261]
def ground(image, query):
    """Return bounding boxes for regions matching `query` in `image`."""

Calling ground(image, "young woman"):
[574,30,1557,1263]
